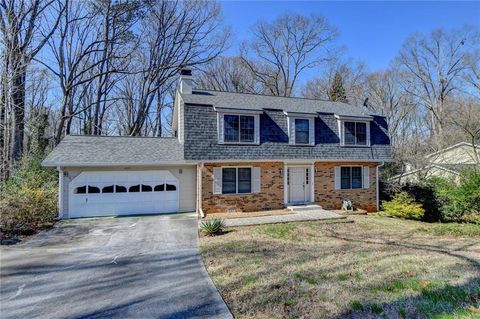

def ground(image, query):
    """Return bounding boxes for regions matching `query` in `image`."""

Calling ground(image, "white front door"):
[288,167,310,204]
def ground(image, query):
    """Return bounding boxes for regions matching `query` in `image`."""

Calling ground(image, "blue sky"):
[220,1,480,72]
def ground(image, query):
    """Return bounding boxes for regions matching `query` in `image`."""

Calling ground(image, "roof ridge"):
[192,89,363,107]
[67,134,177,139]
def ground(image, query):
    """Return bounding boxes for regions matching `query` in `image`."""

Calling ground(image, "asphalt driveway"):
[0,213,232,319]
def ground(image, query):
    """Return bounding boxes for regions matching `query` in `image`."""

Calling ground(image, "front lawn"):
[200,215,480,318]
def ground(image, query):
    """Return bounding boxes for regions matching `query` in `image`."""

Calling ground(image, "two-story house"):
[43,69,392,219]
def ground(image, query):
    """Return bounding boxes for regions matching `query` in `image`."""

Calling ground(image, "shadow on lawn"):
[340,278,480,318]
[324,228,480,318]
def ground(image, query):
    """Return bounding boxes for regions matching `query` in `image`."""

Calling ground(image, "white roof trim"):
[334,114,372,120]
[213,106,263,114]
[283,111,318,118]
[391,163,461,180]
[425,142,479,159]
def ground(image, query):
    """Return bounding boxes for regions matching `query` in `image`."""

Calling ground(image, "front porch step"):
[287,204,323,212]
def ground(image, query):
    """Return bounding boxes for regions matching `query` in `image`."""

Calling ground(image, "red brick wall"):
[201,162,284,215]
[314,162,378,212]
[200,161,380,215]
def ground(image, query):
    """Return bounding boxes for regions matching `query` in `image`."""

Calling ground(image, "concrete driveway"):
[0,213,232,319]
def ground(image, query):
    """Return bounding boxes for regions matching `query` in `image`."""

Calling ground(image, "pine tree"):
[328,71,348,103]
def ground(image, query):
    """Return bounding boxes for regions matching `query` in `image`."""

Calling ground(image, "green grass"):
[350,300,363,311]
[416,223,480,237]
[257,223,298,240]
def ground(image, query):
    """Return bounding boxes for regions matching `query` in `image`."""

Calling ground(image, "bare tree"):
[396,26,479,141]
[119,0,229,136]
[39,0,135,143]
[196,56,261,93]
[446,98,480,165]
[241,13,338,97]
[0,0,63,174]
[302,61,367,105]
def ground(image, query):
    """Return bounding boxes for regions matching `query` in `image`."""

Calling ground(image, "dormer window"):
[285,112,315,146]
[295,119,310,144]
[336,115,371,147]
[344,121,367,145]
[224,115,255,143]
[216,108,261,145]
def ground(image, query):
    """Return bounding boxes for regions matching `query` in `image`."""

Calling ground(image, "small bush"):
[0,156,58,242]
[382,192,425,220]
[200,218,225,236]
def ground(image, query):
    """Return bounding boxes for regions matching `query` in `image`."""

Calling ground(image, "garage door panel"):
[69,170,180,218]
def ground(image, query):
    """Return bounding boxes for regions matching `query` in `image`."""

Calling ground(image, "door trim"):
[285,165,313,205]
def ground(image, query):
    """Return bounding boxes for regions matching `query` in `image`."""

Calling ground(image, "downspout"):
[198,162,205,218]
[57,166,64,219]
[376,162,385,211]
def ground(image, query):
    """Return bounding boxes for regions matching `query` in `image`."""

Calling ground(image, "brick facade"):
[201,161,379,216]
[201,162,284,214]
[314,162,378,212]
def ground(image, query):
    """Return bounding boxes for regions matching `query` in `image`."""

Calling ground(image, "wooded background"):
[1,0,479,180]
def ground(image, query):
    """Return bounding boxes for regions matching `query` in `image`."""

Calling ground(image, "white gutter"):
[376,162,385,211]
[198,162,205,218]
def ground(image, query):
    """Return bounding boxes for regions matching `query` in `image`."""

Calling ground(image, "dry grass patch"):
[203,209,292,220]
[200,215,480,319]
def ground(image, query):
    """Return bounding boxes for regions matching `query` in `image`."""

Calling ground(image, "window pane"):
[142,184,152,192]
[344,122,356,145]
[75,186,87,194]
[222,168,236,194]
[295,119,310,144]
[351,167,363,189]
[116,185,127,193]
[102,185,114,193]
[224,115,239,142]
[240,116,255,142]
[166,184,176,191]
[237,168,251,193]
[340,167,351,189]
[356,123,367,145]
[154,184,164,192]
[88,186,100,194]
[129,185,140,192]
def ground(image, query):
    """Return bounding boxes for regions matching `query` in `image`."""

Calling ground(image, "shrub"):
[382,192,425,220]
[0,156,58,242]
[200,218,225,236]
[381,179,442,222]
[431,170,480,222]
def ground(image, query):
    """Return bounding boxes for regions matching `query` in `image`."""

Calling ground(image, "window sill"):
[217,192,256,196]
[339,144,371,148]
[289,143,315,147]
[219,142,259,146]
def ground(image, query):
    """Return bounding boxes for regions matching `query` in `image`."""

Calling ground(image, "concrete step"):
[287,204,323,212]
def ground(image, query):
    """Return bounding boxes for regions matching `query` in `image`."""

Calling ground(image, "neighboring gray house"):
[43,69,392,219]
[392,142,479,184]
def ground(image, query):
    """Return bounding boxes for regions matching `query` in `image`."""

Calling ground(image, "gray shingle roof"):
[42,135,184,167]
[181,90,375,117]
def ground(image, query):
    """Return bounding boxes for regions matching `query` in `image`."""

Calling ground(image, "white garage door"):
[68,170,179,218]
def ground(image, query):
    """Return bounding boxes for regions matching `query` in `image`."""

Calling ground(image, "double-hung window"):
[340,167,363,189]
[344,121,367,145]
[222,167,252,194]
[224,115,255,143]
[295,119,310,144]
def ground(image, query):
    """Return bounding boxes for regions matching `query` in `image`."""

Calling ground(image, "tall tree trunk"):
[10,65,26,167]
